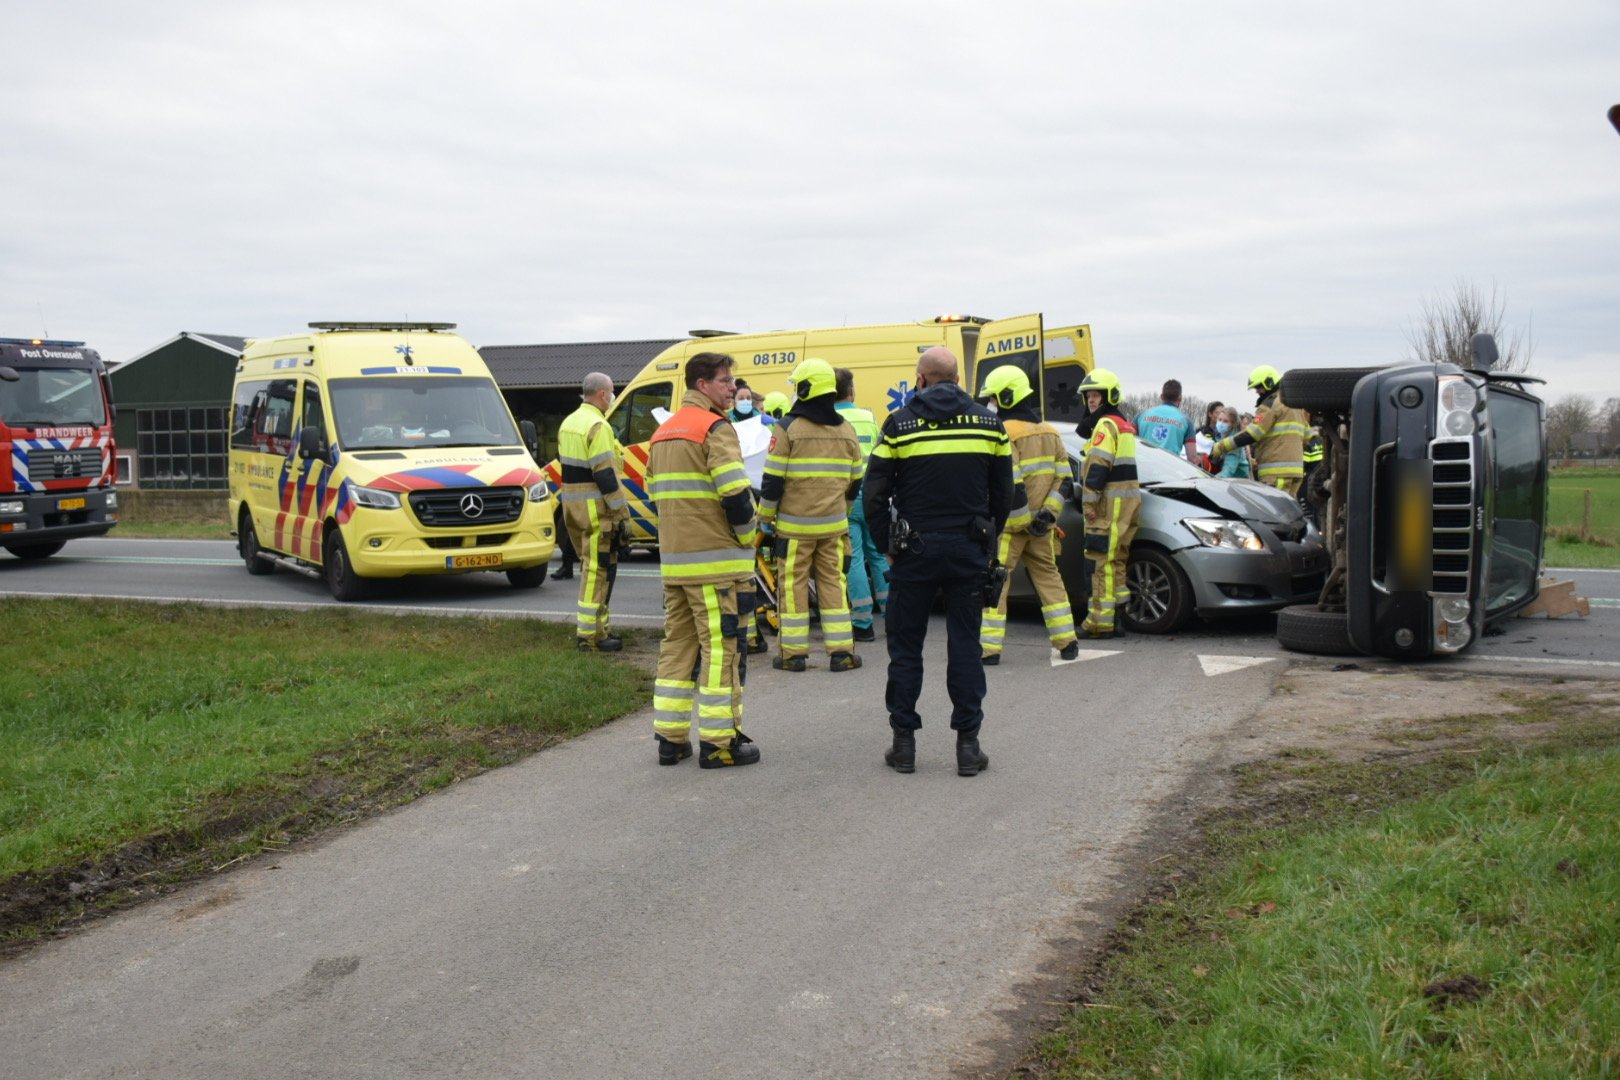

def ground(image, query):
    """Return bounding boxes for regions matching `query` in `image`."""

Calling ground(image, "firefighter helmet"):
[1247,364,1282,393]
[761,390,790,419]
[980,365,1034,409]
[1078,367,1124,407]
[790,357,837,400]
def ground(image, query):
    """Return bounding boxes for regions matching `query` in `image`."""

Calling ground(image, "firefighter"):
[761,391,789,425]
[834,367,885,642]
[759,357,865,672]
[1076,368,1140,639]
[1212,365,1311,497]
[866,347,1013,777]
[976,366,1079,664]
[556,372,629,651]
[646,352,760,768]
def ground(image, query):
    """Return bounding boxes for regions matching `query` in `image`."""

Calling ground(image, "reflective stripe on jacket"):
[758,414,862,538]
[648,392,757,582]
[1080,415,1141,504]
[557,402,626,511]
[1003,418,1071,529]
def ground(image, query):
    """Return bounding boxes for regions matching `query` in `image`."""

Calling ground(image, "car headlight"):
[527,483,551,503]
[1437,375,1478,437]
[350,484,402,510]
[1183,518,1265,550]
[0,499,23,515]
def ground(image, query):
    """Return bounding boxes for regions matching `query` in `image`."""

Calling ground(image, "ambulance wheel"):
[1122,547,1193,634]
[506,565,546,589]
[239,510,274,575]
[324,528,370,602]
[1276,604,1358,656]
[6,541,65,560]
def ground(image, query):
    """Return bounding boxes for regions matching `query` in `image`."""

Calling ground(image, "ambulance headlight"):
[527,483,551,503]
[1183,518,1265,551]
[350,485,402,510]
[0,499,23,515]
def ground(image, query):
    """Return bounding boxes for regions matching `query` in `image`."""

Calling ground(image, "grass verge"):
[1027,684,1620,1078]
[0,598,649,952]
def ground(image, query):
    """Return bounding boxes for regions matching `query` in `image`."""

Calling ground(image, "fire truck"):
[0,338,120,559]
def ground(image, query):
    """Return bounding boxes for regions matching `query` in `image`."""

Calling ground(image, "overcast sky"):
[4,1,1616,409]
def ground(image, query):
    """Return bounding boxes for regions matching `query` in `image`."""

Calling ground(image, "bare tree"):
[1545,394,1597,459]
[1601,397,1620,454]
[1120,391,1159,423]
[1405,279,1533,373]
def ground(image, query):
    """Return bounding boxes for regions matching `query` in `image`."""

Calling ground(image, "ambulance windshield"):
[329,376,520,451]
[0,367,106,427]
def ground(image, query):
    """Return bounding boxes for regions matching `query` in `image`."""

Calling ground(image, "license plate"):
[447,552,502,569]
[57,497,87,511]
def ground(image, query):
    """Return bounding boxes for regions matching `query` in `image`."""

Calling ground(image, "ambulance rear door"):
[1043,324,1094,424]
[970,313,1044,411]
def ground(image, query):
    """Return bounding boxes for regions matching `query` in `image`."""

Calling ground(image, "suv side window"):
[610,381,674,446]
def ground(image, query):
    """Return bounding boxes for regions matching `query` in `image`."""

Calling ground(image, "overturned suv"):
[1007,431,1328,633]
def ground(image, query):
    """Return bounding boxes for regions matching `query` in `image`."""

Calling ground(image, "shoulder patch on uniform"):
[1091,430,1106,446]
[767,433,780,453]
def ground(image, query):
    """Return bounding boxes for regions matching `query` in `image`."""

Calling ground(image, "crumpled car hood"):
[1143,476,1303,527]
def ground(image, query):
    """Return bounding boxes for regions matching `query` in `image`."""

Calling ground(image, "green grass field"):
[1035,721,1620,1077]
[1546,467,1620,568]
[0,600,647,889]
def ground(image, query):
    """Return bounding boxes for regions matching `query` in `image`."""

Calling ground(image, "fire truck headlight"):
[105,492,118,509]
[0,500,23,515]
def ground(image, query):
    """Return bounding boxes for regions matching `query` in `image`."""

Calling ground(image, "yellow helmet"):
[1247,364,1282,393]
[980,364,1034,409]
[1078,367,1123,407]
[790,357,837,400]
[761,390,790,419]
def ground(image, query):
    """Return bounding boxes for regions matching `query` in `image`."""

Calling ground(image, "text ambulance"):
[0,337,119,559]
[229,322,555,600]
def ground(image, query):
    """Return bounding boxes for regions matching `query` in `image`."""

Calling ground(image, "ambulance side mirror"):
[298,424,331,464]
[0,367,19,383]
[520,419,539,455]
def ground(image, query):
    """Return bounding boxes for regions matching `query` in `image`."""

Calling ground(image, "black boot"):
[956,733,989,777]
[551,563,575,581]
[699,732,760,769]
[884,728,915,774]
[656,735,692,766]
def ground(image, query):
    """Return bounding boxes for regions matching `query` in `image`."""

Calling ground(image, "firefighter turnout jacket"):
[557,401,628,519]
[1214,391,1310,488]
[1003,415,1070,532]
[758,412,863,539]
[647,391,757,583]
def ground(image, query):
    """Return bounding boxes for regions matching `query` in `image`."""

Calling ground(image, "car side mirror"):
[1470,333,1499,371]
[298,424,330,463]
[0,366,18,383]
[520,419,539,455]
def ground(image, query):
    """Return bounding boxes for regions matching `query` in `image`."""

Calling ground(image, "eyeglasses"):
[701,375,736,387]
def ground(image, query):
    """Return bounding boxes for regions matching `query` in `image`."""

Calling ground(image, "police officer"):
[759,358,865,672]
[556,372,629,651]
[1212,365,1310,496]
[1077,369,1140,639]
[866,347,1013,777]
[646,353,761,768]
[976,366,1080,664]
[834,367,885,643]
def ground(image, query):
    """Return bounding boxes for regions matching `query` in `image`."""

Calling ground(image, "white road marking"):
[1052,648,1120,666]
[1461,653,1620,670]
[1197,654,1278,676]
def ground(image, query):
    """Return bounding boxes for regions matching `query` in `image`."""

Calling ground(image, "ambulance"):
[546,314,1094,543]
[228,322,555,600]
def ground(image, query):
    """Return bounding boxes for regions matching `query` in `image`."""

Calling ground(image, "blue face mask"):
[734,400,754,416]
[1215,421,1231,435]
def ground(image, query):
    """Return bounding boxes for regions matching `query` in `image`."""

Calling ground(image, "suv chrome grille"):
[1429,439,1473,595]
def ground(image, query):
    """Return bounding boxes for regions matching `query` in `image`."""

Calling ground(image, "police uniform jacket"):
[1215,391,1309,483]
[557,401,627,517]
[758,407,862,540]
[864,381,1014,552]
[647,390,757,584]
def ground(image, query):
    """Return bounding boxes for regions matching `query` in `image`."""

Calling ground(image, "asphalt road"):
[2,539,1616,1078]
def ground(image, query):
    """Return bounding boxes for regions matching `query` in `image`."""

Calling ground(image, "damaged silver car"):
[1006,432,1327,633]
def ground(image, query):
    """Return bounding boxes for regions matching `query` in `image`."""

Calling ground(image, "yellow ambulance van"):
[229,322,555,600]
[545,313,1093,543]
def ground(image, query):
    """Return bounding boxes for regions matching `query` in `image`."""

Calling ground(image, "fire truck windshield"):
[0,367,106,427]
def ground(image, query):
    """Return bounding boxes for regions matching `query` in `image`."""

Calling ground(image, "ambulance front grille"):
[409,487,525,527]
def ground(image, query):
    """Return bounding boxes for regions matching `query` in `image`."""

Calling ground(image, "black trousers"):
[883,531,987,735]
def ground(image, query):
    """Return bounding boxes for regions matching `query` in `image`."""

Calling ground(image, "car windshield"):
[1058,425,1209,484]
[0,366,106,426]
[329,376,520,450]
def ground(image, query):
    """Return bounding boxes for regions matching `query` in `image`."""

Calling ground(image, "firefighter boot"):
[884,727,915,774]
[699,732,761,769]
[1059,641,1080,661]
[772,655,807,672]
[577,634,624,653]
[829,651,862,672]
[956,733,989,777]
[656,735,693,766]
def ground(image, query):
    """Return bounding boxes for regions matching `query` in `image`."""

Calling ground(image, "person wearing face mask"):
[557,372,630,651]
[1213,406,1250,479]
[729,380,757,423]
